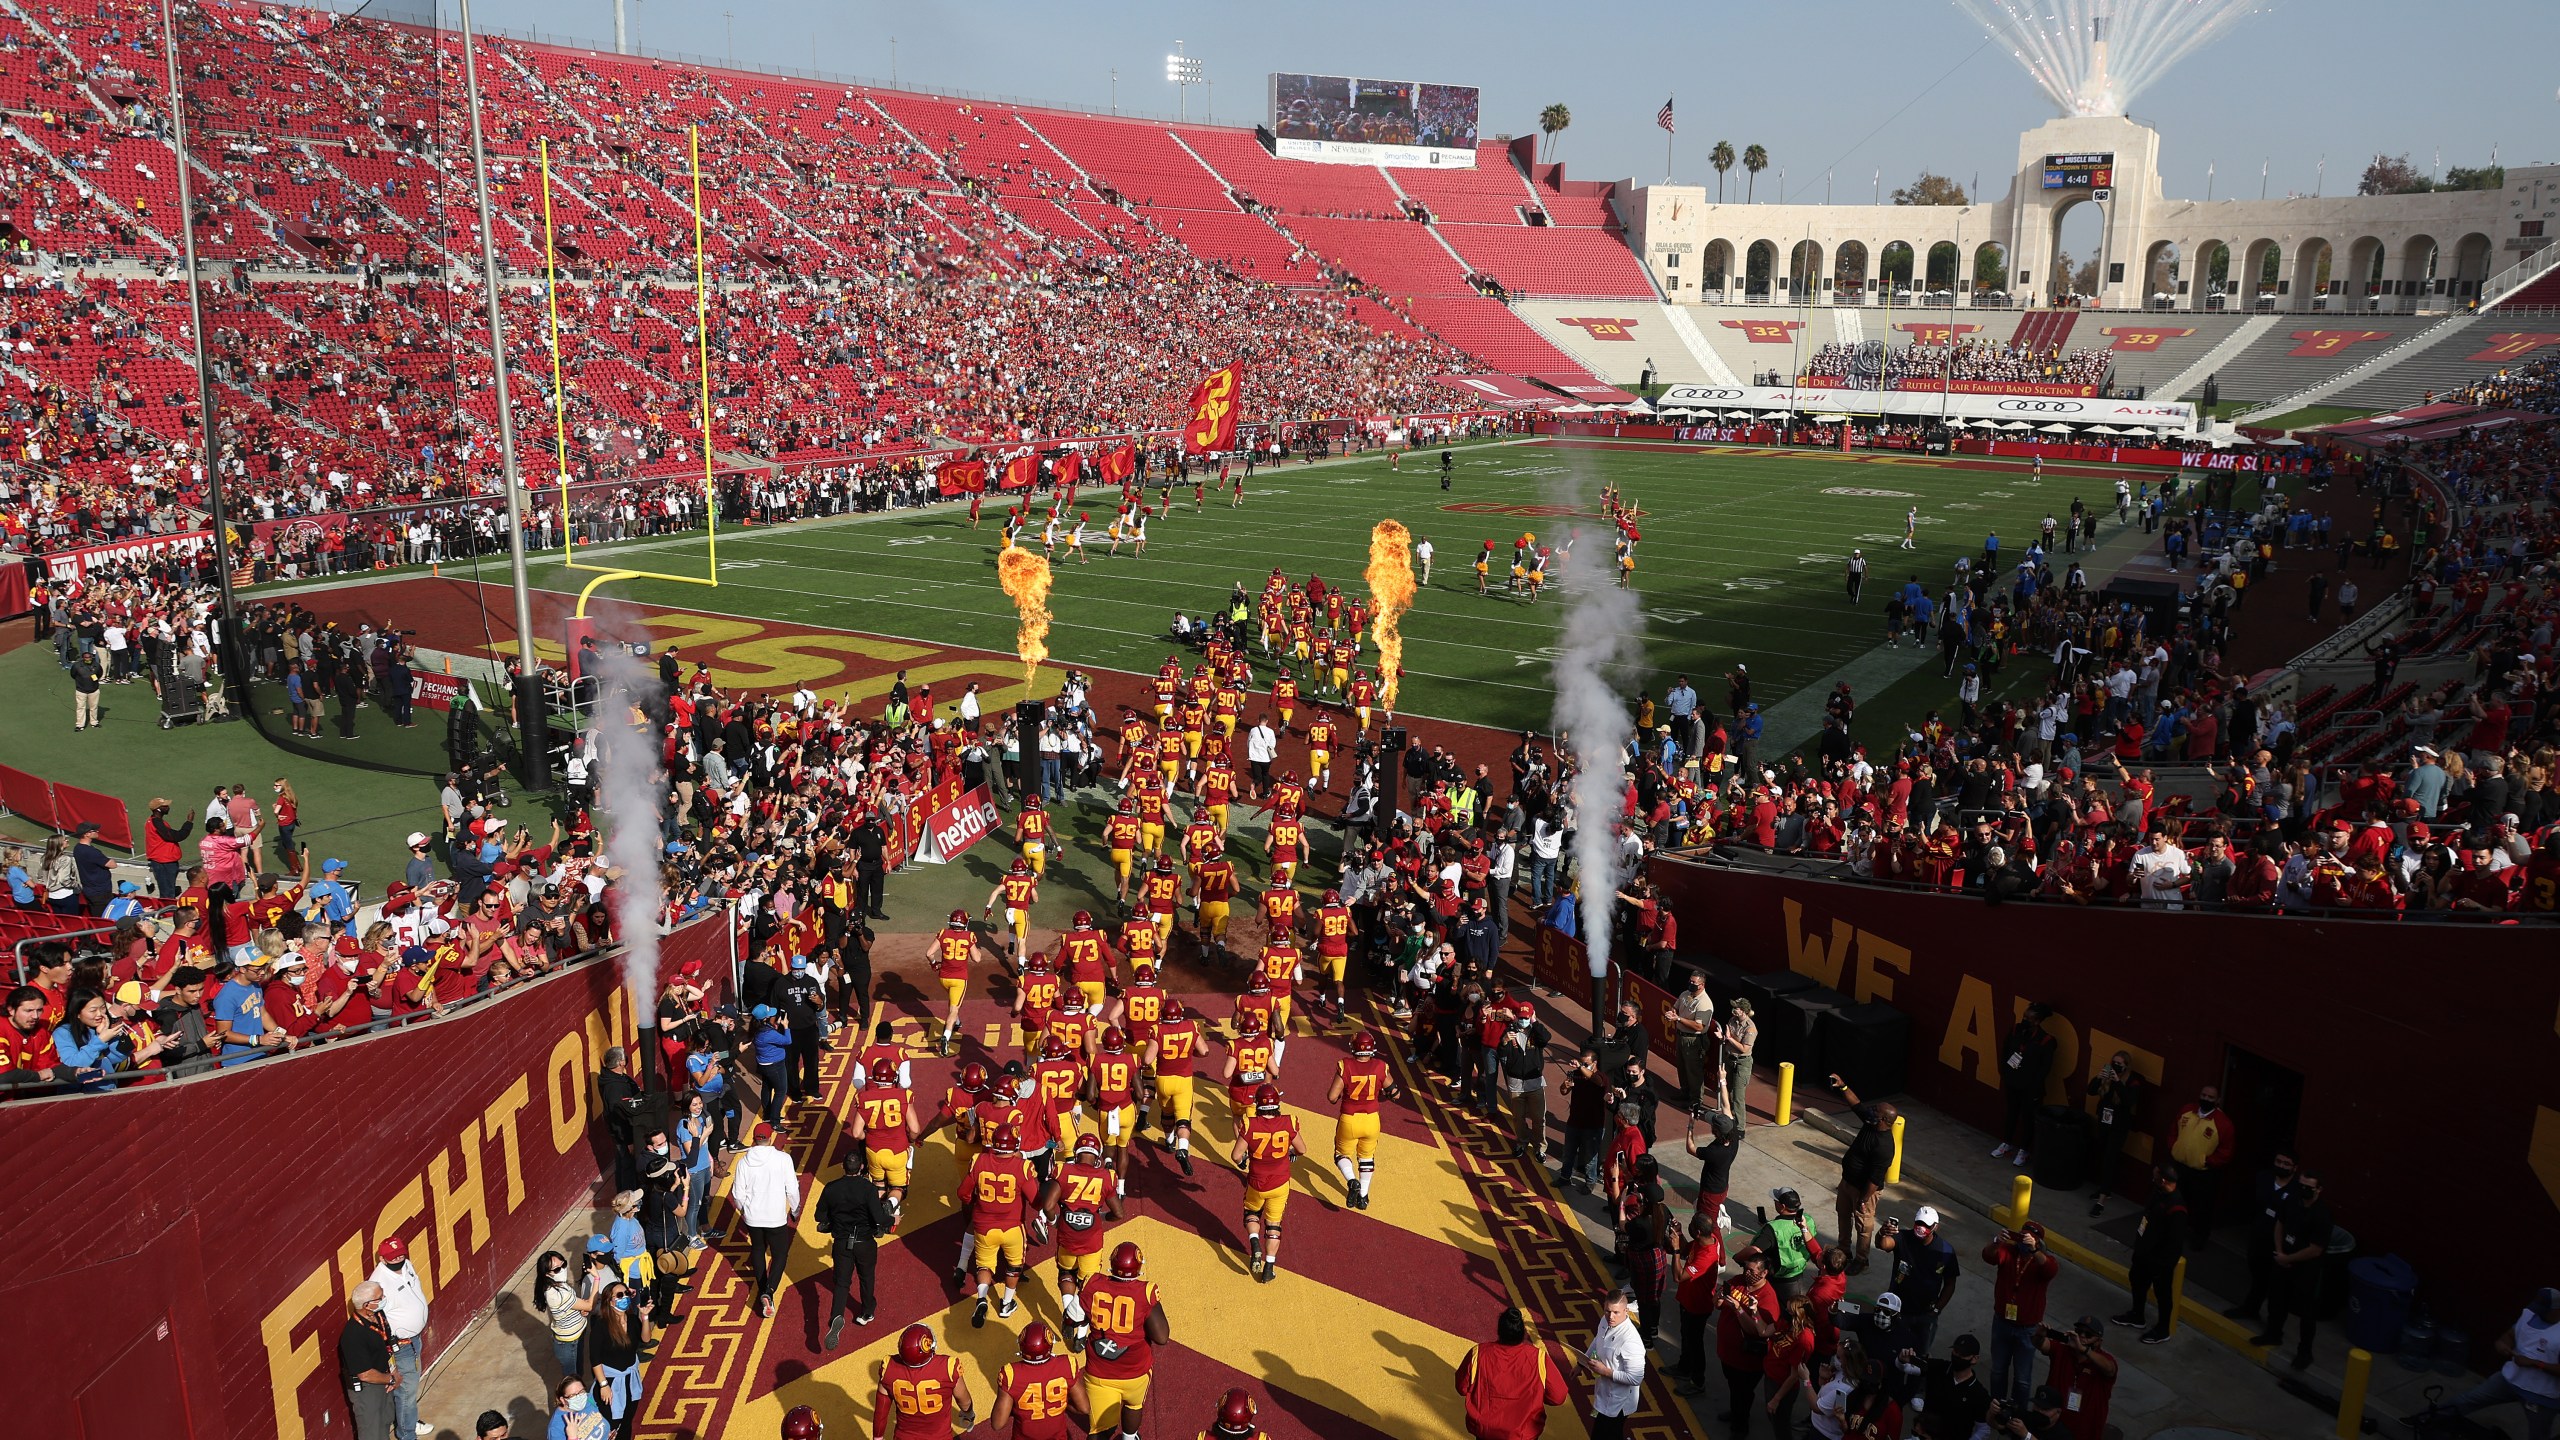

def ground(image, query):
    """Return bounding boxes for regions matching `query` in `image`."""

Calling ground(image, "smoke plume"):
[590,645,667,1018]
[997,546,1053,689]
[1546,509,1643,979]
[1363,520,1416,709]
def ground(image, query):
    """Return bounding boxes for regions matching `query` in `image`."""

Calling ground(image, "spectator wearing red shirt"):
[1453,1307,1569,1440]
[1982,1223,2060,1407]
[2033,1319,2119,1440]
[2,985,62,1083]
[1669,1212,1725,1393]
[2454,845,2518,912]
[1713,1248,1781,1436]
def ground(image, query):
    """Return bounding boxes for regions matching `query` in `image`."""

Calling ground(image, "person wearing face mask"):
[2221,1151,2299,1326]
[2166,1087,2236,1249]
[533,1250,591,1381]
[2247,1168,2332,1371]
[585,1280,652,1439]
[546,1376,611,1440]
[367,1237,432,1438]
[338,1281,399,1440]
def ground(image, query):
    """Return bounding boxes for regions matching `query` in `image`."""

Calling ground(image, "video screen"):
[1269,72,1478,157]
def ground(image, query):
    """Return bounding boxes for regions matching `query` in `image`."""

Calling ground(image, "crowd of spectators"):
[1805,339,2115,392]
[0,2,1481,570]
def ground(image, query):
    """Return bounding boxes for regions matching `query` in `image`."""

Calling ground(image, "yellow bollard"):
[1888,1114,1906,1184]
[1776,1062,1795,1126]
[2168,1256,2187,1336]
[2337,1347,2373,1439]
[2009,1173,2034,1230]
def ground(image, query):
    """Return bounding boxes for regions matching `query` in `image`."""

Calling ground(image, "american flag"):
[1655,98,1674,133]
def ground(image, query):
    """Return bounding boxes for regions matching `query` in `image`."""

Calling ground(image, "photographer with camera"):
[2028,1318,2117,1440]
[1494,1010,1552,1162]
[1711,1248,1780,1436]
[1751,1187,1823,1304]
[1982,1222,2059,1407]
[1875,1206,1961,1357]
[1683,1106,1743,1232]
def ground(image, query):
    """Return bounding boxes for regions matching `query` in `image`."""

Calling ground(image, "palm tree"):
[1709,140,1735,203]
[1538,103,1571,163]
[1742,144,1769,203]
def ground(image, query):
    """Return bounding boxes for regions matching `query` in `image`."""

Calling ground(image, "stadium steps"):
[2144,315,2278,402]
[861,99,1039,272]
[2235,315,2475,420]
[1396,144,1539,225]
[1662,304,1744,385]
[1832,309,1865,346]
[2012,309,2080,353]
[290,141,469,269]
[2178,315,2436,408]
[0,121,175,257]
[0,0,119,124]
[2328,318,2526,411]
[492,39,611,154]
[2082,319,2245,399]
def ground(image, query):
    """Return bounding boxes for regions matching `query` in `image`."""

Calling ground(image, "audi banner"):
[1652,383,2195,429]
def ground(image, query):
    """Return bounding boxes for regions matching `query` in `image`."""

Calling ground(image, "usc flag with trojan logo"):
[1182,363,1242,455]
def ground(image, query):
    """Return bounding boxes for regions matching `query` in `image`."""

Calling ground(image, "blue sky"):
[480,0,2554,203]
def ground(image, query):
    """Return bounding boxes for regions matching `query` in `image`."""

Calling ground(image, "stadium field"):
[481,438,2198,738]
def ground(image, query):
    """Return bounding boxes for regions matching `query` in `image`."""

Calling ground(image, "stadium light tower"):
[1166,42,1204,122]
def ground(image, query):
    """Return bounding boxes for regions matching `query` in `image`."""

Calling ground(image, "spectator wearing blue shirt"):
[102,882,145,922]
[6,848,38,907]
[685,1046,742,1151]
[53,989,168,1090]
[210,954,286,1066]
[309,859,357,932]
[1876,1206,1964,1357]
[403,832,437,890]
[748,1005,793,1114]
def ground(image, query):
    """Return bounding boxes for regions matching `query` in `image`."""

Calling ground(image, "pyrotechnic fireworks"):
[996,546,1052,688]
[1364,520,1416,710]
[1950,0,2264,117]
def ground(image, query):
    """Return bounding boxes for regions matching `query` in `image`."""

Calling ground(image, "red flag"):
[1099,442,1138,484]
[1000,454,1040,491]
[1182,363,1242,456]
[1050,451,1083,488]
[935,457,988,497]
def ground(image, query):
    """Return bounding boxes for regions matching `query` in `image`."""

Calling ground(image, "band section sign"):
[915,783,1002,864]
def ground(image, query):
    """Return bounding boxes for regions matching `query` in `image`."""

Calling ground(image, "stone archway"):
[2142,239,2181,307]
[1972,241,2010,303]
[1745,239,1780,298]
[2398,234,2440,309]
[2451,232,2495,300]
[2191,239,2230,310]
[1879,240,1916,290]
[1788,238,1826,300]
[2239,237,2282,309]
[1702,238,1736,294]
[2344,235,2387,310]
[1834,240,1870,301]
[2292,237,2334,311]
[1924,241,1961,293]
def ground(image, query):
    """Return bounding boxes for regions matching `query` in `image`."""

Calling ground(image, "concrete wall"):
[1625,116,2550,316]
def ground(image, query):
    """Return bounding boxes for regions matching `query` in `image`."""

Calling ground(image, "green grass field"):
[512,440,2180,740]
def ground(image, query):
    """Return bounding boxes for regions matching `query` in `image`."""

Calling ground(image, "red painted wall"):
[1646,855,2560,1344]
[0,916,736,1440]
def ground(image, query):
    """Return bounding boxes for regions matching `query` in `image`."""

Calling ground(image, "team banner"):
[1000,454,1041,491]
[935,458,989,497]
[1099,442,1138,484]
[1050,451,1083,488]
[1182,363,1243,455]
[1652,383,2195,428]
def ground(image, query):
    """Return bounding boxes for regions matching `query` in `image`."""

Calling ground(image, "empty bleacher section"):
[1438,223,1655,298]
[2196,314,2440,409]
[1393,146,1534,224]
[2325,318,2540,410]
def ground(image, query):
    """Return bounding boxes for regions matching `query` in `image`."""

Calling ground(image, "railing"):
[2479,242,2560,309]
[1673,844,2558,923]
[2,905,745,1098]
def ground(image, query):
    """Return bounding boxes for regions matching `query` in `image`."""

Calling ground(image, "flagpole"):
[1666,95,1673,183]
